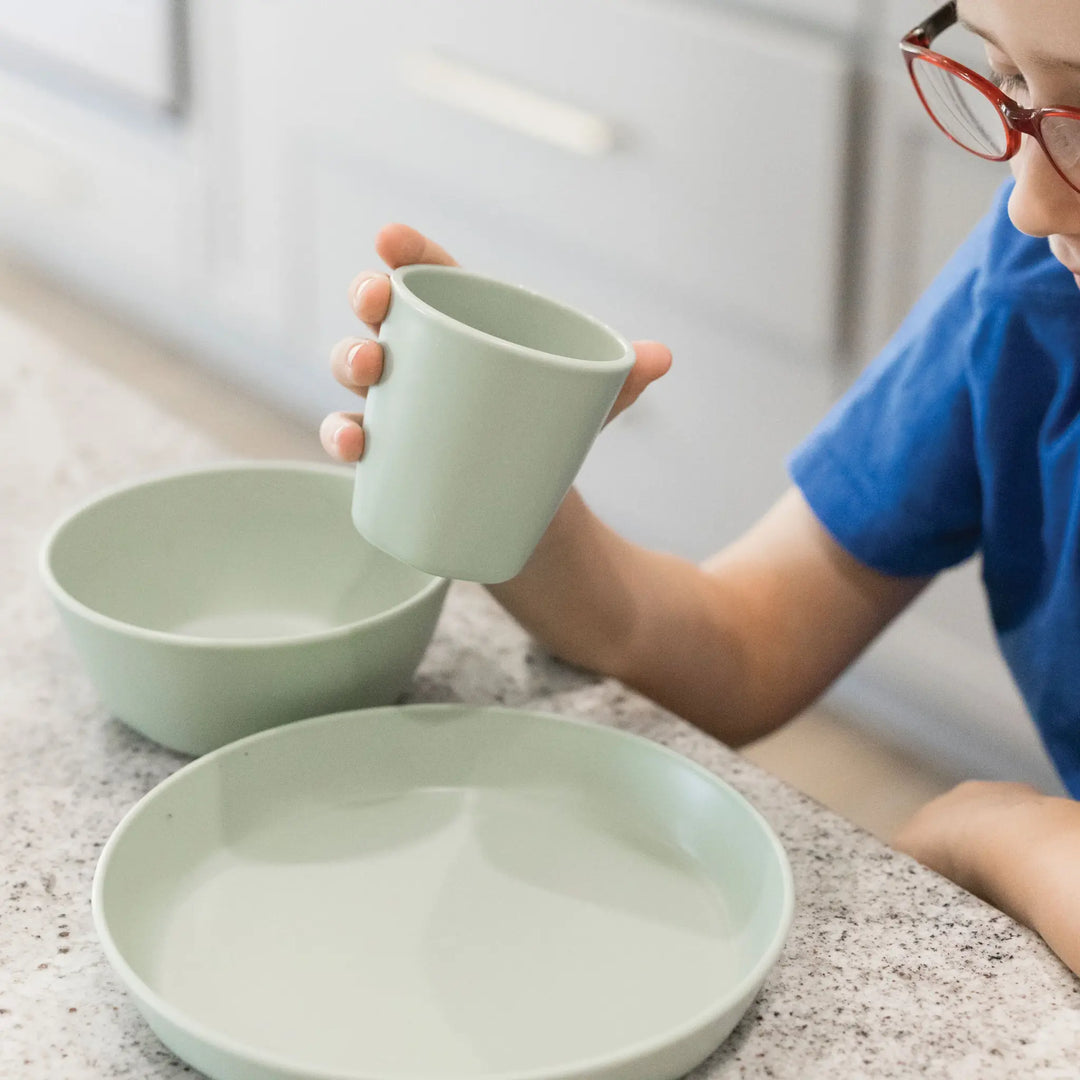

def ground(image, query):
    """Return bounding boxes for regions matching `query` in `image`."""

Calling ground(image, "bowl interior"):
[46,465,439,639]
[399,266,628,364]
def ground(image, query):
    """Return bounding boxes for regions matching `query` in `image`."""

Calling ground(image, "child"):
[320,0,1080,979]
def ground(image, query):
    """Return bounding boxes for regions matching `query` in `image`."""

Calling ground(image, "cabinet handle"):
[398,50,616,157]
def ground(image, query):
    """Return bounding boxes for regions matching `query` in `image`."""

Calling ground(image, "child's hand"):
[895,779,1080,977]
[894,780,1047,909]
[319,223,672,463]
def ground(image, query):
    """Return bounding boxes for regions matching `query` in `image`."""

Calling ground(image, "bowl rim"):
[391,264,636,372]
[92,702,796,1080]
[38,459,449,649]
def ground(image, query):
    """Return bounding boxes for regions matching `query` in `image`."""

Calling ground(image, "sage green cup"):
[351,265,635,583]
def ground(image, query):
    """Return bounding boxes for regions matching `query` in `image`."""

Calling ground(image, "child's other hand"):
[895,779,1080,976]
[894,780,1046,906]
[319,223,672,463]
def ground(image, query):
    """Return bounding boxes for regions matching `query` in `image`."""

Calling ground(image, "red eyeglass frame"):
[901,0,1080,195]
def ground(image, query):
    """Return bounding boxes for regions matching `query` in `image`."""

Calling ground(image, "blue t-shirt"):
[789,179,1080,796]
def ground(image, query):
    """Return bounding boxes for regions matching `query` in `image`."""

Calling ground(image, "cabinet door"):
[0,0,181,112]
[0,69,199,292]
[262,0,851,359]
[575,303,836,559]
[0,2,281,406]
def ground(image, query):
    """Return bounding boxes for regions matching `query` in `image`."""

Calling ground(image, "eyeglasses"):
[901,1,1080,195]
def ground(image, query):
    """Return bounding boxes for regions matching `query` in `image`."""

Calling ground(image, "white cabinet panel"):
[0,72,198,286]
[751,0,863,33]
[575,314,835,558]
[269,0,851,357]
[855,69,1008,363]
[0,0,181,111]
[862,5,1006,360]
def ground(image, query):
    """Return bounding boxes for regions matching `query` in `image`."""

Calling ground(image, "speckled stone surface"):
[3,306,1080,1079]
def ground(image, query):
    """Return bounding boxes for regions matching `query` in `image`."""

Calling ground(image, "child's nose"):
[1007,134,1080,239]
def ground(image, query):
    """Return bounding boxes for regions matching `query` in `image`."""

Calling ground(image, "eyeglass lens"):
[910,58,1009,156]
[1041,113,1080,176]
[911,56,1080,185]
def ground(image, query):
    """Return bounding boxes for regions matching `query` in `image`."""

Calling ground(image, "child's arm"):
[490,484,928,746]
[895,781,1080,978]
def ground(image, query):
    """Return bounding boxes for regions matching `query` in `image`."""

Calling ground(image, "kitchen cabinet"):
[0,0,191,275]
[0,0,182,112]
[0,66,196,293]
[0,1,319,409]
[0,0,855,442]
[0,1,260,367]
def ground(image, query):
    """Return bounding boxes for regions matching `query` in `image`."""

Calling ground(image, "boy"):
[321,0,1080,978]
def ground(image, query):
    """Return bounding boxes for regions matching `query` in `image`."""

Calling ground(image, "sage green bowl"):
[39,462,448,755]
[93,704,795,1080]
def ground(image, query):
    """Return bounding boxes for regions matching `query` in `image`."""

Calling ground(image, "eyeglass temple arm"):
[912,1,958,47]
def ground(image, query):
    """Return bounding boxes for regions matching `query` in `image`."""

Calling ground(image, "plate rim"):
[93,703,795,1080]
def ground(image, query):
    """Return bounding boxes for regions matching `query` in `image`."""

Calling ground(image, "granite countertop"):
[3,305,1080,1079]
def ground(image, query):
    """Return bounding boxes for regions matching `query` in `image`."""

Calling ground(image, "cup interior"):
[398,266,628,363]
[45,466,439,641]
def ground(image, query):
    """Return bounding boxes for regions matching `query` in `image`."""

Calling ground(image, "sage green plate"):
[93,704,794,1080]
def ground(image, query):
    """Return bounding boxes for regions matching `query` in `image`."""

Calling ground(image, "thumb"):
[606,341,672,424]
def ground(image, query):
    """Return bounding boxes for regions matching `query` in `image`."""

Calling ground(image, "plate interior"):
[97,706,791,1077]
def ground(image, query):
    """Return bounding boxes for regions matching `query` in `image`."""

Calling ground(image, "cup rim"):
[38,460,449,650]
[391,265,635,371]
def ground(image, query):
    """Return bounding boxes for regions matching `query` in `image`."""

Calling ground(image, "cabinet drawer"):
[0,0,181,111]
[282,0,851,356]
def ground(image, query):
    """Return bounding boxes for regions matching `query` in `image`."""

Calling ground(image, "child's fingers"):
[330,337,383,395]
[374,223,459,269]
[606,341,673,424]
[348,226,460,333]
[348,272,392,333]
[319,411,365,462]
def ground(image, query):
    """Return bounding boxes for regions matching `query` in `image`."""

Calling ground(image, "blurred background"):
[0,0,1065,831]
